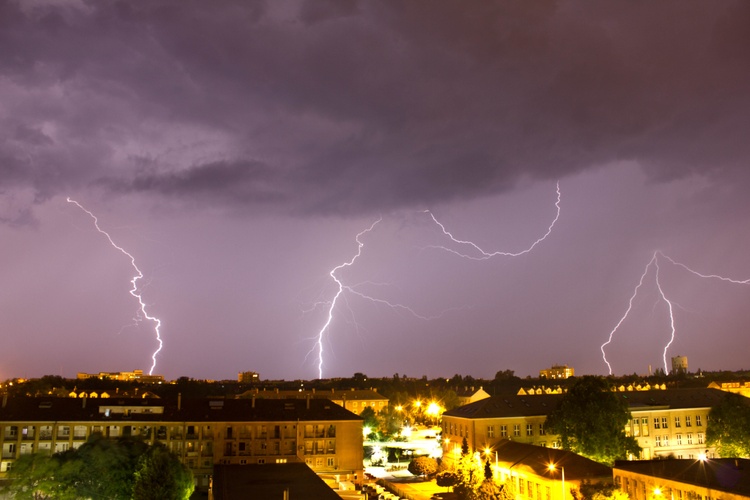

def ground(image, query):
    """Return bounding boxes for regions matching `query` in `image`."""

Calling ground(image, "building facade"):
[441,389,726,468]
[0,396,363,492]
[238,388,389,415]
[539,365,575,380]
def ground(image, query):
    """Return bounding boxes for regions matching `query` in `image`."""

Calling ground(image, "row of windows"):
[652,415,702,429]
[654,433,704,447]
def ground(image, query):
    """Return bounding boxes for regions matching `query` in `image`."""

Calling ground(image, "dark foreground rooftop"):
[212,463,341,500]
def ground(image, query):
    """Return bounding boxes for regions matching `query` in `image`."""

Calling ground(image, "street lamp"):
[548,463,565,500]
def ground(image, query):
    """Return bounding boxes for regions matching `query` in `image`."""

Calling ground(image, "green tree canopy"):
[408,456,438,477]
[707,392,750,457]
[133,443,194,500]
[544,376,640,465]
[4,435,193,500]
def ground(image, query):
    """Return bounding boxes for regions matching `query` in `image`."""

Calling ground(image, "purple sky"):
[2,1,750,381]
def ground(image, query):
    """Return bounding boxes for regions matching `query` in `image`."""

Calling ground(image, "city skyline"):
[2,1,750,381]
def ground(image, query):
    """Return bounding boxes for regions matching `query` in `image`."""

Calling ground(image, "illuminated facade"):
[614,459,750,500]
[708,380,750,398]
[486,440,612,500]
[539,365,575,379]
[0,396,363,492]
[238,388,389,415]
[441,389,726,468]
[76,370,165,384]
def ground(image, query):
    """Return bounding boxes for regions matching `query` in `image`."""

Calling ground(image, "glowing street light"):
[548,463,565,500]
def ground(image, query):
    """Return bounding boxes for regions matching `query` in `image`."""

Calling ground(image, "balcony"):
[39,432,52,441]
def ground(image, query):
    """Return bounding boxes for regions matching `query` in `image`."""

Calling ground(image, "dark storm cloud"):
[1,0,749,218]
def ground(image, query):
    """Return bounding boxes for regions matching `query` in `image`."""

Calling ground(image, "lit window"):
[661,417,668,429]
[487,426,495,438]
[655,436,661,447]
[696,415,702,427]
[513,425,520,437]
[501,425,507,437]
[674,417,681,428]
[676,434,682,445]
[527,424,533,436]
[687,433,693,445]
[698,433,704,444]
[685,416,692,427]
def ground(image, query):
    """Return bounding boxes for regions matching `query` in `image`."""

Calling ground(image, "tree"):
[4,436,191,500]
[545,376,640,465]
[408,456,438,478]
[707,392,750,457]
[133,443,194,500]
[436,470,458,489]
[571,480,629,500]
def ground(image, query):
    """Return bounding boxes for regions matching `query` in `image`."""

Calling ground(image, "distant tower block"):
[539,364,574,379]
[671,355,688,374]
[238,371,260,383]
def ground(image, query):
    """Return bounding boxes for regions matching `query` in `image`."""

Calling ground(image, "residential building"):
[485,440,612,500]
[238,388,389,415]
[614,459,750,500]
[211,463,343,499]
[708,381,750,398]
[540,365,575,380]
[441,388,726,468]
[76,370,165,384]
[0,395,363,493]
[457,386,491,406]
[237,371,260,384]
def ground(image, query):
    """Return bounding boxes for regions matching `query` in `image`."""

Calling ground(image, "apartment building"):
[0,395,363,492]
[441,388,727,467]
[238,387,389,415]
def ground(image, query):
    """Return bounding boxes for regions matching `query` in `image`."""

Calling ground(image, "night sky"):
[2,1,750,381]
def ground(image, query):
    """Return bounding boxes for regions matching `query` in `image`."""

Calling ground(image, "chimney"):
[178,393,182,411]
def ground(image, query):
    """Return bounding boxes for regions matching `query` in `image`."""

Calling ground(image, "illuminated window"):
[687,433,693,445]
[527,424,533,436]
[676,434,682,445]
[661,417,668,428]
[513,425,520,437]
[539,423,545,436]
[698,433,704,444]
[487,426,495,438]
[685,416,692,427]
[696,415,702,427]
[663,435,669,446]
[655,436,661,447]
[501,425,507,437]
[674,417,681,428]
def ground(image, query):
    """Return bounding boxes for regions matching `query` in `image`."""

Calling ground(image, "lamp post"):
[548,464,565,500]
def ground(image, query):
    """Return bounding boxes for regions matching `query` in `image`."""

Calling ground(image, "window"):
[687,433,693,445]
[685,416,692,427]
[655,436,661,447]
[642,417,649,437]
[661,417,668,429]
[501,425,507,438]
[632,419,640,437]
[257,458,265,464]
[675,416,681,428]
[676,434,682,445]
[653,418,660,429]
[513,424,520,437]
[663,435,669,446]
[527,424,533,437]
[696,415,702,427]
[487,426,495,438]
[327,457,335,467]
[698,433,704,444]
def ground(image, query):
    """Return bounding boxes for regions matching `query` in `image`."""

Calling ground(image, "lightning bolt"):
[310,183,562,379]
[602,250,748,375]
[425,182,561,259]
[66,198,163,375]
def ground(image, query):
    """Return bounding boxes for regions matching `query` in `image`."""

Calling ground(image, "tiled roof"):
[443,389,727,420]
[0,397,362,423]
[491,439,612,480]
[615,459,750,496]
[212,463,342,500]
[238,388,388,401]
